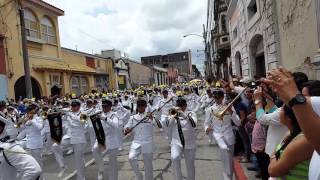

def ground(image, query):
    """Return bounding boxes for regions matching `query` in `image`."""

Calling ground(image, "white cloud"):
[44,0,206,69]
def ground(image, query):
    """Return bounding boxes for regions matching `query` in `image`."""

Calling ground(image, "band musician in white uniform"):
[92,98,121,180]
[156,89,174,141]
[205,90,241,180]
[168,97,197,180]
[67,99,87,180]
[0,112,42,180]
[124,98,159,180]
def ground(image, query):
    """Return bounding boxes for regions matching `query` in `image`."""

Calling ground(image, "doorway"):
[14,76,41,100]
[255,54,266,79]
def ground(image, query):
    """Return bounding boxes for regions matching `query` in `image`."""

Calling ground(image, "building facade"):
[276,0,320,79]
[205,0,231,80]
[226,0,320,80]
[123,59,153,88]
[227,0,280,79]
[0,0,116,100]
[141,51,192,77]
[152,66,168,86]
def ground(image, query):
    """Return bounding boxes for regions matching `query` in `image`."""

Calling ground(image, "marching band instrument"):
[15,114,31,128]
[169,107,196,128]
[212,87,248,120]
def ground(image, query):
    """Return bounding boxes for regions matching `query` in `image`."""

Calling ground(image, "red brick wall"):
[85,56,95,69]
[0,37,6,75]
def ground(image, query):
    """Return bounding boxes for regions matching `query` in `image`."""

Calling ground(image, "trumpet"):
[41,111,49,119]
[80,113,88,122]
[213,87,248,120]
[169,107,181,118]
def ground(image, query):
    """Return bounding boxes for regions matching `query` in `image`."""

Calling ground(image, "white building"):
[227,0,279,79]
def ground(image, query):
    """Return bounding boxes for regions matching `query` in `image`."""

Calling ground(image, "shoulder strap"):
[2,151,13,167]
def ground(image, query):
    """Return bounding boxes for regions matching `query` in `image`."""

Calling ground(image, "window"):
[24,9,39,39]
[41,17,56,44]
[233,27,238,39]
[50,74,61,86]
[221,15,227,33]
[71,75,89,95]
[247,0,258,20]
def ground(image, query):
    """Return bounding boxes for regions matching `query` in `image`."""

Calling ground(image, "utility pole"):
[18,0,32,98]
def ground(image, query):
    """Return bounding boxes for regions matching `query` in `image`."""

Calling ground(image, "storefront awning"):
[32,61,96,74]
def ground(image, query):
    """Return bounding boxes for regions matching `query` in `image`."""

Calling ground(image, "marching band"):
[0,80,243,180]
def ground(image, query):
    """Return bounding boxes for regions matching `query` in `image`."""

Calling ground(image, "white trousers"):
[171,145,196,180]
[128,147,153,180]
[219,145,234,180]
[51,137,72,169]
[73,143,86,180]
[88,128,96,151]
[92,141,119,180]
[26,148,44,180]
[43,132,52,153]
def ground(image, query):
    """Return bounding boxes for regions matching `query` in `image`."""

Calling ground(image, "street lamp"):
[183,34,204,38]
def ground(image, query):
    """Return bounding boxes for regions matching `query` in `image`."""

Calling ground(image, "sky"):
[44,0,207,72]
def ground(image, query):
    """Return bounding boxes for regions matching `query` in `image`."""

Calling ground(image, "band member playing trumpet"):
[93,98,121,180]
[68,99,87,180]
[124,98,156,180]
[168,98,197,180]
[204,90,241,180]
[24,106,44,170]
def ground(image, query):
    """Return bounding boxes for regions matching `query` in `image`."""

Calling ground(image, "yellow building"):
[0,0,116,100]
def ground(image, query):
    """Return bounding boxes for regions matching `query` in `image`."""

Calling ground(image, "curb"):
[233,157,248,180]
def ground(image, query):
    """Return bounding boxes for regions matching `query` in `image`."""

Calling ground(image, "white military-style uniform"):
[168,110,197,180]
[0,142,42,180]
[205,102,241,180]
[0,112,18,140]
[41,114,52,155]
[51,107,73,177]
[125,112,157,180]
[156,96,174,141]
[92,110,120,180]
[67,111,87,180]
[83,106,98,151]
[24,115,44,168]
[113,104,130,150]
[200,96,216,143]
[184,93,200,113]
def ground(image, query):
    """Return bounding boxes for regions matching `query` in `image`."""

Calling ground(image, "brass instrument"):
[169,107,181,118]
[41,111,49,120]
[169,107,196,127]
[212,87,248,120]
[15,114,30,128]
[80,113,88,123]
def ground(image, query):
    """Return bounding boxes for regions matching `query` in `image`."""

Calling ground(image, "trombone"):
[212,87,248,120]
[15,114,31,128]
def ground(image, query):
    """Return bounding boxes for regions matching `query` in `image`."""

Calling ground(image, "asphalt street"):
[42,113,256,180]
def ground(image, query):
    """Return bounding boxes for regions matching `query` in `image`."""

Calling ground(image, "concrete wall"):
[276,0,319,75]
[228,0,280,79]
[127,61,152,88]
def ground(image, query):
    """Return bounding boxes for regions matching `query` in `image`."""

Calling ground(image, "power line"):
[60,19,110,47]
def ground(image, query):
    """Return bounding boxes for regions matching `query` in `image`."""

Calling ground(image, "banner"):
[90,114,106,146]
[48,112,63,143]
